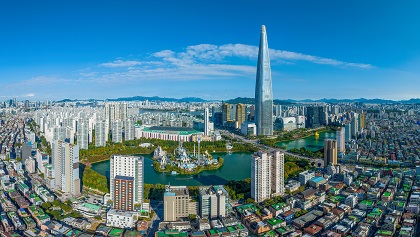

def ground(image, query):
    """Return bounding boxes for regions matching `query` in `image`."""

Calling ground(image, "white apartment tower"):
[52,140,80,195]
[112,120,123,143]
[336,127,345,153]
[110,155,144,210]
[251,150,285,202]
[95,120,107,147]
[204,108,210,136]
[124,119,135,141]
[77,119,89,150]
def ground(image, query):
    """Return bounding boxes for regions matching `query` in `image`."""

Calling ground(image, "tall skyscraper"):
[204,108,210,136]
[52,140,80,195]
[255,25,273,136]
[336,127,345,153]
[222,103,230,125]
[235,103,246,129]
[110,155,144,211]
[358,113,365,132]
[251,150,284,202]
[324,139,337,167]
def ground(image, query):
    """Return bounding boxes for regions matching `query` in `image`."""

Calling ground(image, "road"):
[220,129,324,165]
[148,200,163,237]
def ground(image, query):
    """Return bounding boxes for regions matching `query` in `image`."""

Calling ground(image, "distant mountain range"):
[57,96,420,104]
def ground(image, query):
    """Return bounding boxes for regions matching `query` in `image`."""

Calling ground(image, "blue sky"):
[1,0,419,101]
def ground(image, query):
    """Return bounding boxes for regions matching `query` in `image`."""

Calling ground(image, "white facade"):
[336,128,345,153]
[77,120,89,150]
[240,122,256,136]
[95,120,106,147]
[52,140,80,195]
[204,108,210,136]
[251,150,285,202]
[106,209,136,228]
[124,119,135,141]
[110,155,144,206]
[24,157,36,174]
[111,120,123,143]
[299,170,315,185]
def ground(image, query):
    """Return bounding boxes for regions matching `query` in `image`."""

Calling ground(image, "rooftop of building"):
[164,186,189,196]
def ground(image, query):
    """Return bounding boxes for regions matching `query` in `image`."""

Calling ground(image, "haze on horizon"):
[1,1,419,101]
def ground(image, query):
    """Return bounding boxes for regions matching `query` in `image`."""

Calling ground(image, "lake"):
[276,131,337,151]
[91,152,252,186]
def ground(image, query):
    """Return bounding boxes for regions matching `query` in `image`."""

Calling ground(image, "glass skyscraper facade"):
[255,25,273,136]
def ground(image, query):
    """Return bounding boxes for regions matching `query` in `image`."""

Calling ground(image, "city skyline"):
[1,1,420,101]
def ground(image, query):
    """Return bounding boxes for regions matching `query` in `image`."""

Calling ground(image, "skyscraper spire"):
[255,25,273,136]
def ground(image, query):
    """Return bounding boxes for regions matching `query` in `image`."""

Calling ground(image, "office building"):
[222,103,231,125]
[112,120,123,143]
[358,113,365,131]
[235,103,246,129]
[199,185,230,218]
[306,107,326,128]
[95,120,106,147]
[24,157,36,174]
[324,139,338,166]
[251,150,284,202]
[52,140,80,195]
[336,127,345,153]
[110,155,144,211]
[241,121,257,136]
[125,119,135,141]
[255,25,274,136]
[21,142,32,164]
[164,185,190,222]
[275,105,282,117]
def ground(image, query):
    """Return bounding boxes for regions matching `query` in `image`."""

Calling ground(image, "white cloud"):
[86,43,373,84]
[25,93,35,97]
[100,60,143,67]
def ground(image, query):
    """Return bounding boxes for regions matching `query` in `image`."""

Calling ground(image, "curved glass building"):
[255,25,273,136]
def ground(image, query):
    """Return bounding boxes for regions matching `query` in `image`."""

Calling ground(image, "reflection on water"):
[276,131,336,151]
[92,152,252,186]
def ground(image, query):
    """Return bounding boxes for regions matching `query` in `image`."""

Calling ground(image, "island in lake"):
[152,141,224,175]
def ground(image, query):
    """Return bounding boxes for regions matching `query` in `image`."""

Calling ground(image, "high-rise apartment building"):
[105,102,128,130]
[255,25,273,136]
[52,140,80,195]
[112,120,123,143]
[336,127,345,153]
[199,185,230,218]
[251,150,284,202]
[235,103,246,129]
[124,119,135,141]
[324,139,337,167]
[204,108,210,136]
[77,119,89,150]
[95,120,106,147]
[345,123,352,142]
[163,185,190,221]
[110,155,144,211]
[351,115,358,138]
